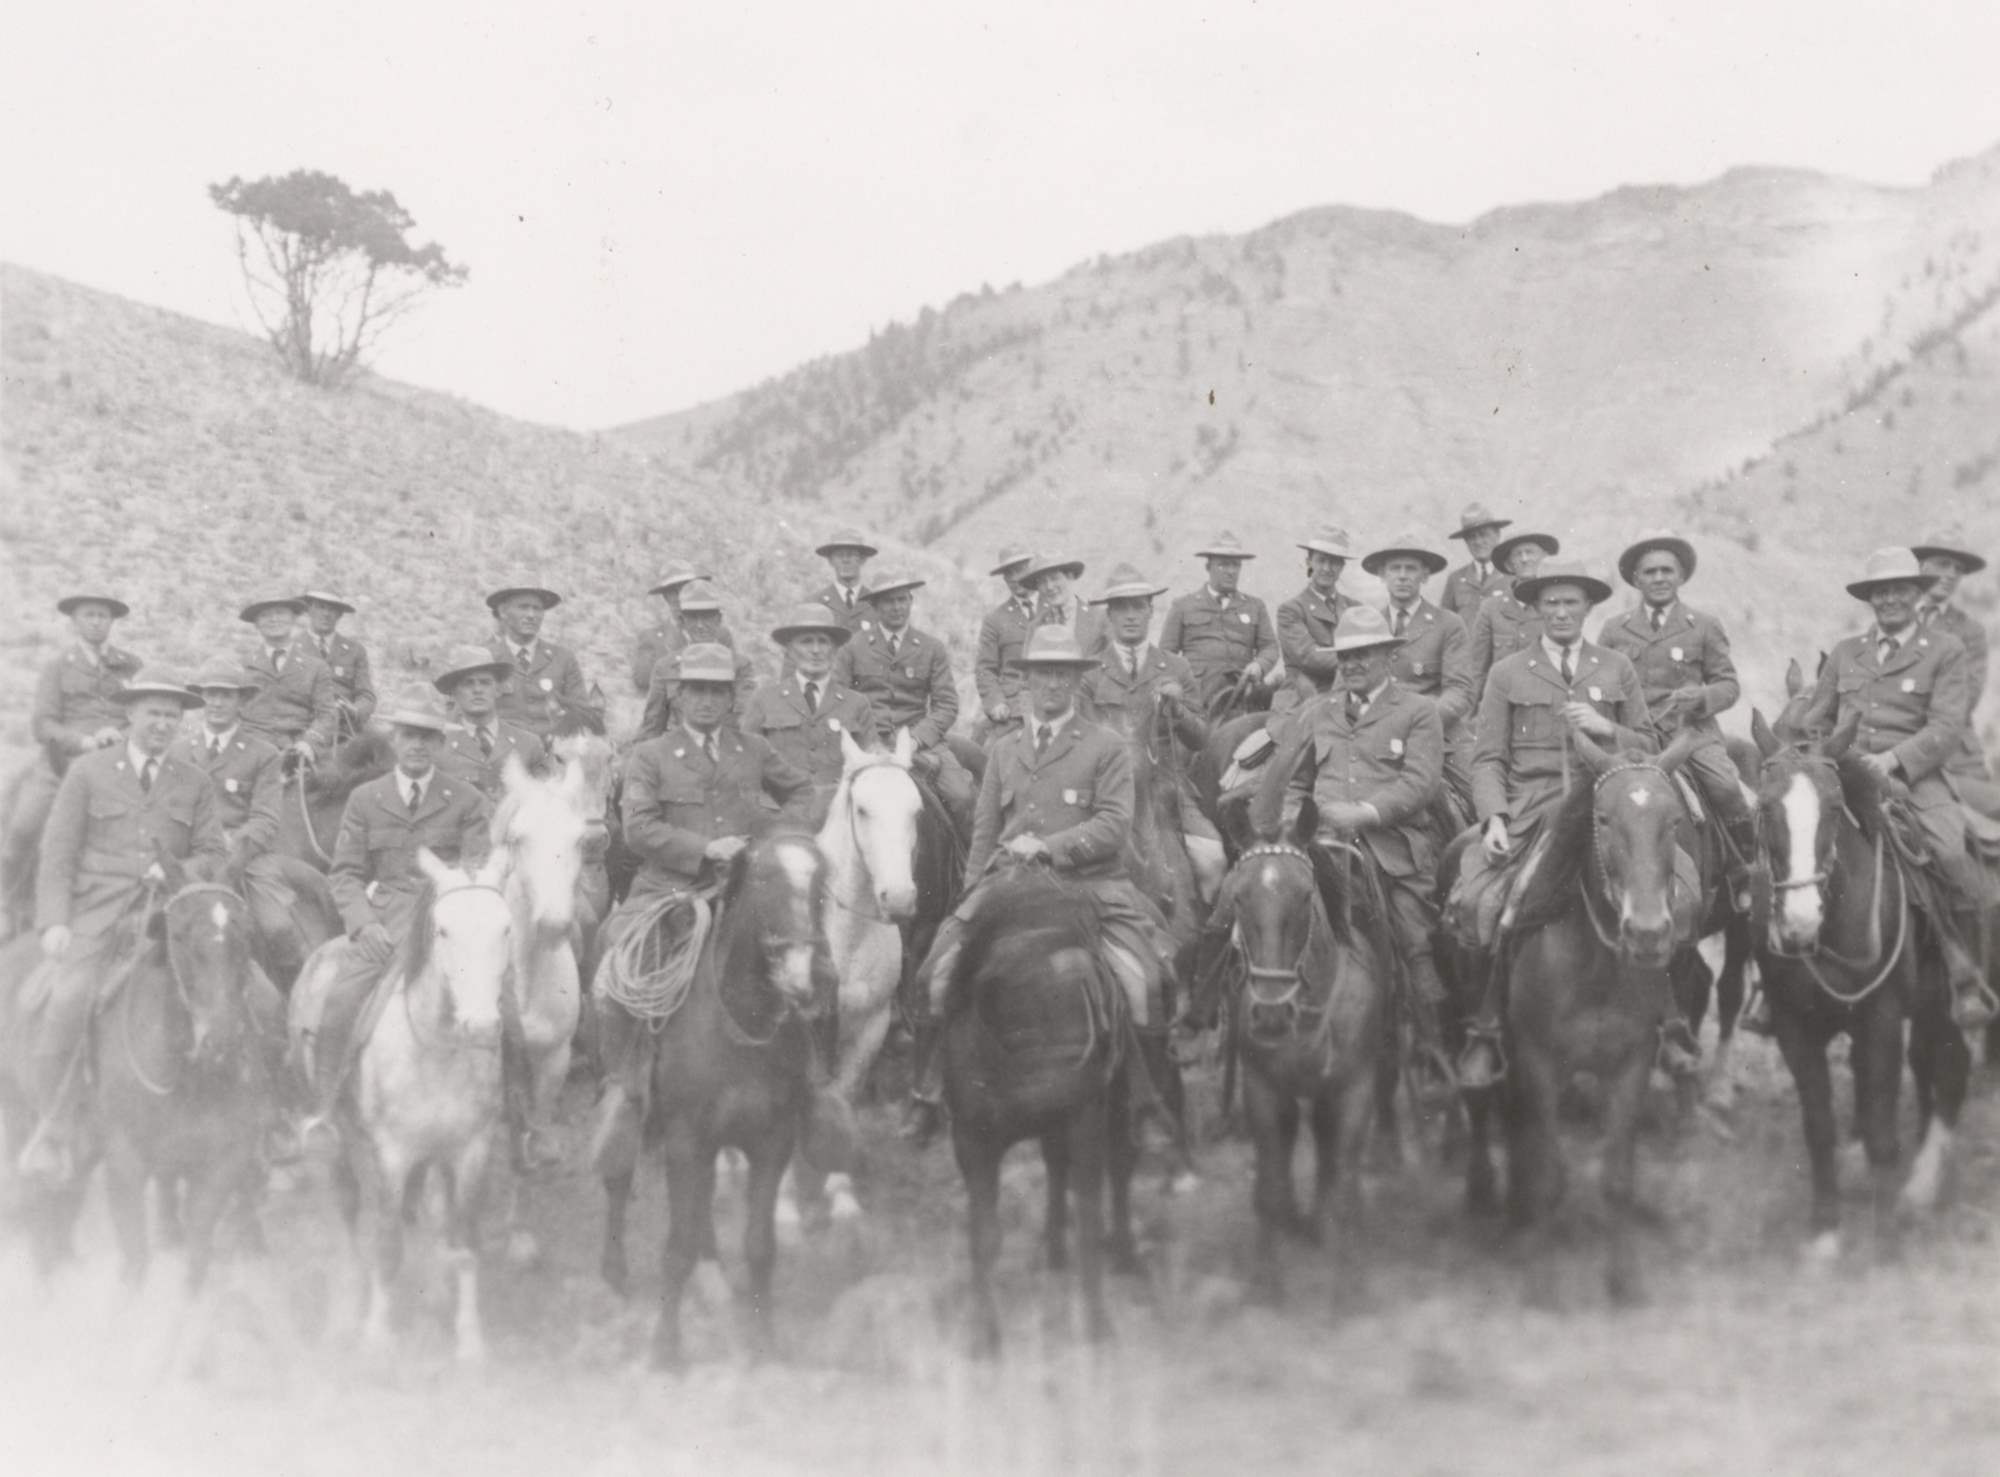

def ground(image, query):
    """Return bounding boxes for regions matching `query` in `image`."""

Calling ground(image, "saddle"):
[1963,805,2000,868]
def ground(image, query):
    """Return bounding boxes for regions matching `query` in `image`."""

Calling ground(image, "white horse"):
[304,850,514,1364]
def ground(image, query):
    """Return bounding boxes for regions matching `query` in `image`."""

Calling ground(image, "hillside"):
[0,266,984,741]
[616,143,2000,733]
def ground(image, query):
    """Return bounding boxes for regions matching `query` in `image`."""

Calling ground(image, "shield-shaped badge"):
[1588,685,1604,702]
[539,677,554,691]
[1901,678,1917,694]
[1389,737,1405,757]
[1669,647,1684,662]
[1062,788,1080,805]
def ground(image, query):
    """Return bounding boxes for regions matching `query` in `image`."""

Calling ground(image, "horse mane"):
[310,731,395,804]
[1507,776,1601,933]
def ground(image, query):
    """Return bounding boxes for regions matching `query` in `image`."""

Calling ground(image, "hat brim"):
[1017,655,1101,671]
[1360,547,1449,576]
[1617,538,1698,586]
[677,668,741,685]
[1910,545,1987,575]
[1446,519,1511,541]
[115,684,204,710]
[1020,561,1086,584]
[1195,548,1255,561]
[1491,533,1561,569]
[816,541,880,558]
[379,712,448,732]
[990,556,1033,577]
[1514,572,1612,607]
[57,595,131,619]
[1297,541,1361,561]
[771,622,853,646]
[1846,573,1938,601]
[1329,634,1407,654]
[433,661,514,692]
[190,678,260,695]
[298,592,356,613]
[238,599,305,623]
[648,575,708,596]
[486,587,562,611]
[862,581,926,601]
[1089,584,1169,605]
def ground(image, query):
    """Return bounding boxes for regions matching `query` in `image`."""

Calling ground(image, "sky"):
[6,1,1999,429]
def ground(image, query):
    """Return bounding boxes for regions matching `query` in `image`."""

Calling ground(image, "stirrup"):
[1952,979,1999,1032]
[899,1093,944,1146]
[1456,1028,1507,1090]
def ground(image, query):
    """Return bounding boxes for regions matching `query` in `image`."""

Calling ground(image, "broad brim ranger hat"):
[1617,531,1698,586]
[675,643,741,683]
[238,595,306,623]
[1016,552,1086,586]
[433,644,515,692]
[1194,530,1256,560]
[1909,534,1987,576]
[298,589,356,613]
[1016,626,1100,669]
[676,579,724,614]
[1845,547,1939,601]
[990,544,1034,578]
[1297,525,1361,561]
[816,530,880,558]
[378,682,454,731]
[1491,531,1560,571]
[1090,562,1170,604]
[486,583,562,611]
[1361,532,1449,577]
[861,571,927,602]
[648,562,710,597]
[1447,503,1512,540]
[1328,606,1406,654]
[770,602,854,646]
[1513,560,1613,607]
[57,593,131,618]
[187,655,260,693]
[113,673,205,710]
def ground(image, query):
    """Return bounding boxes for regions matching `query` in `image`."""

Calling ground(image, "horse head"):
[828,730,921,921]
[162,881,257,1066]
[495,752,589,937]
[1220,836,1322,1030]
[1752,726,1853,957]
[414,848,513,1042]
[552,731,617,861]
[731,833,826,1013]
[1571,729,1698,969]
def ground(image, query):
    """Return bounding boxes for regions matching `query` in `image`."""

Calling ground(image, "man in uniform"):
[1363,530,1474,801]
[3,593,143,937]
[1253,607,1448,1008]
[433,645,549,798]
[831,571,974,831]
[590,645,813,1176]
[1439,504,1515,619]
[1803,548,1994,1027]
[1911,532,1993,791]
[973,544,1038,740]
[299,590,376,739]
[740,602,877,827]
[1595,531,1760,902]
[1275,524,1362,704]
[629,562,714,696]
[1459,559,1687,1087]
[1081,562,1227,901]
[23,674,226,1182]
[1160,530,1281,706]
[487,582,594,741]
[1466,530,1559,697]
[810,530,879,634]
[905,627,1178,1139]
[640,580,757,736]
[239,595,339,768]
[1018,552,1106,656]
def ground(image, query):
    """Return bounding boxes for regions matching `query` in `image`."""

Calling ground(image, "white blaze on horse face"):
[772,839,821,1003]
[433,880,512,1036]
[210,899,231,936]
[1779,772,1824,942]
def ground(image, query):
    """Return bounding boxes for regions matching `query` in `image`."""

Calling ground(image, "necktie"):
[1346,691,1364,725]
[477,725,493,757]
[1650,607,1665,632]
[516,645,534,669]
[319,636,331,658]
[843,588,855,609]
[1918,603,1938,628]
[140,758,157,794]
[1392,607,1408,638]
[1877,635,1897,667]
[803,680,820,713]
[407,779,423,814]
[271,646,286,673]
[703,733,718,764]
[1036,723,1054,755]
[1124,646,1139,678]
[1475,562,1488,583]
[209,736,224,759]
[1558,645,1575,686]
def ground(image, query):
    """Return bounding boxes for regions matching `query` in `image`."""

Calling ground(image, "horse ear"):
[840,727,869,770]
[1784,657,1804,699]
[1751,708,1781,759]
[415,846,452,887]
[587,682,606,707]
[1570,731,1615,775]
[1824,712,1861,760]
[892,727,915,765]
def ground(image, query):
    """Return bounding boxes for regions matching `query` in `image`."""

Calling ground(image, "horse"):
[1215,824,1392,1302]
[942,858,1137,1357]
[293,850,514,1362]
[272,730,395,872]
[550,729,618,983]
[1749,707,1970,1261]
[597,833,830,1370]
[1498,728,1703,1305]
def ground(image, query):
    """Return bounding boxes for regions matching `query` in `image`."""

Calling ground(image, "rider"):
[1362,531,1475,801]
[906,626,1179,1139]
[485,582,594,742]
[1253,606,1448,1010]
[1079,561,1227,902]
[640,580,757,737]
[1804,548,1995,1029]
[1439,503,1516,619]
[1275,524,1362,706]
[299,589,376,738]
[3,592,143,937]
[973,544,1037,740]
[1017,552,1106,656]
[739,603,878,828]
[24,674,225,1184]
[809,529,878,635]
[1910,532,1993,790]
[433,644,549,798]
[1160,530,1281,705]
[590,644,814,1177]
[831,571,974,833]
[630,562,715,696]
[1457,559,1691,1088]
[1465,530,1559,697]
[1595,531,1761,906]
[238,595,338,769]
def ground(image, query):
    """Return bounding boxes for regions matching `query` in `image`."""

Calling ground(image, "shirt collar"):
[1871,624,1911,652]
[1115,640,1149,670]
[127,740,158,777]
[1206,585,1234,605]
[1346,678,1391,712]
[397,767,436,804]
[204,724,239,750]
[1540,634,1581,666]
[76,640,105,668]
[1030,708,1077,739]
[1643,600,1677,625]
[683,721,721,750]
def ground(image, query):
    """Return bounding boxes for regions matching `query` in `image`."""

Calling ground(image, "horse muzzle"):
[877,881,918,922]
[1617,907,1676,970]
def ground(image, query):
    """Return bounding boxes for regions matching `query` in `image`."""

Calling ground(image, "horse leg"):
[739,1139,791,1364]
[1901,990,1970,1220]
[1599,1047,1653,1307]
[1705,920,1750,1117]
[449,1138,496,1365]
[1462,1085,1501,1218]
[1771,1006,1842,1262]
[363,1145,410,1354]
[1106,1074,1141,1276]
[1041,1126,1071,1272]
[1068,1097,1111,1345]
[1853,995,1906,1260]
[650,1124,712,1371]
[1328,1071,1375,1302]
[955,1131,1005,1359]
[1246,1072,1299,1305]
[180,1163,237,1297]
[1506,1039,1566,1309]
[601,1168,634,1296]
[103,1137,151,1289]
[836,993,896,1104]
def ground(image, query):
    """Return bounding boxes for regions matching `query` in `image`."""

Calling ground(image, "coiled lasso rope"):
[597,891,713,1023]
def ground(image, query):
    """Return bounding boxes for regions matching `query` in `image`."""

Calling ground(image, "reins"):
[1578,760,1694,958]
[1762,772,1908,1004]
[120,882,253,1097]
[293,771,334,867]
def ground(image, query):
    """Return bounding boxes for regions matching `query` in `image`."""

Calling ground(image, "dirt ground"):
[1,1020,1997,1477]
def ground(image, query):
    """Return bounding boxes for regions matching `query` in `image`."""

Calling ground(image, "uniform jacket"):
[305,631,375,725]
[1922,602,1991,780]
[832,622,958,750]
[486,635,590,740]
[1384,600,1475,730]
[967,716,1134,883]
[242,636,339,759]
[36,745,226,938]
[1078,644,1208,751]
[1595,602,1740,743]
[640,646,759,738]
[1272,683,1445,879]
[33,642,143,761]
[810,583,871,635]
[1275,585,1360,694]
[435,720,550,799]
[974,597,1039,714]
[329,770,492,937]
[1808,627,1971,793]
[170,728,282,857]
[739,675,877,787]
[1472,641,1655,829]
[1440,560,1511,619]
[1161,586,1280,687]
[620,727,812,897]
[1467,589,1541,696]
[629,618,738,695]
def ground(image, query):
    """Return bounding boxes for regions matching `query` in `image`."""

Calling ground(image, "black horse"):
[942,859,1137,1357]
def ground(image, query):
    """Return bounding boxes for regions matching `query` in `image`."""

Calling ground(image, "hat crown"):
[862,570,925,599]
[1198,529,1251,558]
[1102,561,1151,588]
[189,654,255,689]
[1860,547,1925,584]
[1330,606,1402,651]
[1019,626,1097,666]
[1515,558,1610,605]
[380,682,452,729]
[676,643,738,682]
[991,543,1032,573]
[650,562,707,592]
[677,579,723,612]
[770,602,851,644]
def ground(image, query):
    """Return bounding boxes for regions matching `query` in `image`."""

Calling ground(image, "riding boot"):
[1721,811,1764,914]
[588,1000,647,1180]
[899,1009,946,1145]
[1455,954,1508,1090]
[1942,907,1997,1030]
[500,991,560,1176]
[18,1041,87,1187]
[1656,978,1701,1080]
[1135,1026,1198,1192]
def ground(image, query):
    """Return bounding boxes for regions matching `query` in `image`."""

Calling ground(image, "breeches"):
[3,763,58,865]
[240,852,300,937]
[1909,796,1991,909]
[1684,739,1751,819]
[1383,874,1439,968]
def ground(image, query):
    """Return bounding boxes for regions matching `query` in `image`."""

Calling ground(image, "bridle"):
[720,846,828,1047]
[1579,760,1689,956]
[123,882,251,1097]
[1228,841,1321,1012]
[401,880,510,1054]
[822,758,915,925]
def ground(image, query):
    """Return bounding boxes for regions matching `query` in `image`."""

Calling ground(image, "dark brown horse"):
[1215,829,1391,1301]
[1499,729,1702,1305]
[942,859,1137,1357]
[1749,710,1969,1260]
[597,834,831,1369]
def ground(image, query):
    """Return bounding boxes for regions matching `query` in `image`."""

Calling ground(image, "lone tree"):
[209,169,467,386]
